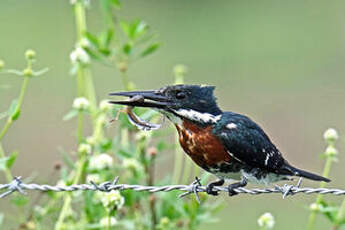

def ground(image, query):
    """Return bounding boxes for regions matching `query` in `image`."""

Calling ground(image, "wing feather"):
[214,112,285,172]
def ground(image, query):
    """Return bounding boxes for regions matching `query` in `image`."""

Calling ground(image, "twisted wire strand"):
[0,177,344,203]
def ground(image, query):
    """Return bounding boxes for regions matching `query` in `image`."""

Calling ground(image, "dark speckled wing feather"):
[213,112,285,172]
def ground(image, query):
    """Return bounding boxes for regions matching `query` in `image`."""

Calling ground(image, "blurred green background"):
[1,0,344,229]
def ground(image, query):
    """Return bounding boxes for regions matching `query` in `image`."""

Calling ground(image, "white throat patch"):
[173,109,221,124]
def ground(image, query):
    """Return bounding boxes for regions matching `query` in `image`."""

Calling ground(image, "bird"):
[109,84,330,196]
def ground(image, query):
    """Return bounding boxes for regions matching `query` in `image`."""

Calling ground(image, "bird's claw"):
[227,178,247,197]
[228,186,239,196]
[205,185,219,196]
[205,179,224,196]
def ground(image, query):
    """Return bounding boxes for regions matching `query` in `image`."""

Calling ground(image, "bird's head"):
[109,84,222,125]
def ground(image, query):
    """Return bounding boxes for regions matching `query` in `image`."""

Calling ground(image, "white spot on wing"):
[226,151,243,163]
[226,123,237,129]
[264,154,270,166]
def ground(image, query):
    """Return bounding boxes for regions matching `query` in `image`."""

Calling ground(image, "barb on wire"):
[1,176,345,203]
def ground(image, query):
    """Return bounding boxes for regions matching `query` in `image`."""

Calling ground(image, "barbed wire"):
[0,176,344,203]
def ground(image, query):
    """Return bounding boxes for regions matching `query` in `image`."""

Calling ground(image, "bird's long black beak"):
[108,90,171,109]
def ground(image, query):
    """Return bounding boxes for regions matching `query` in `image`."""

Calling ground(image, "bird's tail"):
[279,162,331,182]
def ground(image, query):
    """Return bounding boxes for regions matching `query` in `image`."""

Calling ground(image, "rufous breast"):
[175,119,232,170]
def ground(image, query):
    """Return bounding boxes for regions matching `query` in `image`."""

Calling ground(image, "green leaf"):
[84,32,100,48]
[103,28,114,47]
[34,68,49,77]
[63,109,78,121]
[0,157,7,171]
[84,47,102,61]
[11,195,28,207]
[123,43,132,55]
[156,141,168,151]
[120,21,130,37]
[129,20,148,40]
[140,43,160,57]
[6,152,17,169]
[8,99,20,121]
[110,0,121,8]
[0,152,17,171]
[117,149,133,158]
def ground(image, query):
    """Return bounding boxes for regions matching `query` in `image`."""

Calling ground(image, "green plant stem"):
[77,112,83,143]
[55,153,86,230]
[334,199,345,229]
[120,70,130,91]
[75,3,86,40]
[0,143,13,181]
[0,76,29,142]
[147,155,157,230]
[55,2,97,228]
[0,76,29,182]
[75,2,86,142]
[84,69,97,110]
[307,156,333,230]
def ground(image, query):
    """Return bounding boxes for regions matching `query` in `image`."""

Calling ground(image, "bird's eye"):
[176,91,186,99]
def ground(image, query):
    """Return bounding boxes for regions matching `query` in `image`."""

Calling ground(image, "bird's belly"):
[241,170,287,185]
[175,121,234,172]
[214,171,242,181]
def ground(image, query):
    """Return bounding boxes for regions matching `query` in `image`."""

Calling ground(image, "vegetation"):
[0,1,343,229]
[0,1,220,229]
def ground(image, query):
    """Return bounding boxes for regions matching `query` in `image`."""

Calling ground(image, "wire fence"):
[0,176,344,203]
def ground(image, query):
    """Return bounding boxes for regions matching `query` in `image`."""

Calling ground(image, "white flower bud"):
[34,205,46,216]
[173,64,188,76]
[86,136,96,146]
[0,59,5,70]
[78,143,92,155]
[80,38,91,49]
[323,128,338,142]
[73,97,89,110]
[159,217,170,226]
[56,180,66,187]
[99,100,111,112]
[123,158,142,171]
[96,190,125,209]
[89,153,113,170]
[26,221,36,229]
[100,217,118,227]
[86,174,101,183]
[70,46,90,64]
[258,212,275,229]
[309,203,322,212]
[325,146,338,157]
[23,68,33,77]
[96,115,106,127]
[25,49,36,60]
[135,131,152,141]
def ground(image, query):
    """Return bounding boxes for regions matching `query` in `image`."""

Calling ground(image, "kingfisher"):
[109,84,330,196]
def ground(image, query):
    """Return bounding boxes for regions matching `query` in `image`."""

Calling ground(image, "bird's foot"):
[205,179,225,196]
[228,178,247,196]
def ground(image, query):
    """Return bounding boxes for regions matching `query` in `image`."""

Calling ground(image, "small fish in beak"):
[111,94,162,131]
